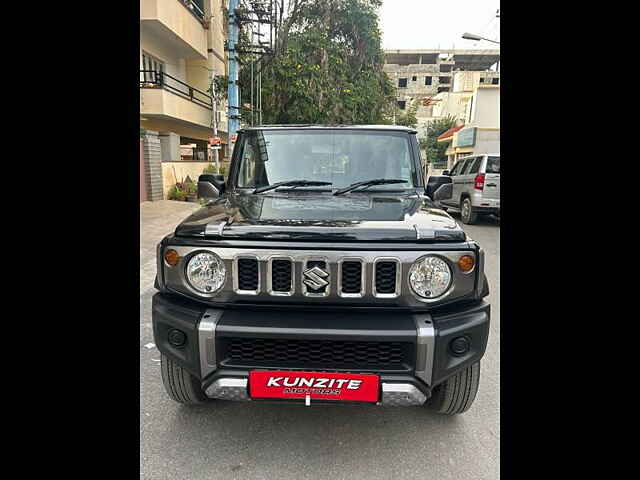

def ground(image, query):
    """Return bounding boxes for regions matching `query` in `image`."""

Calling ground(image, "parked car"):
[439,154,500,224]
[153,125,490,414]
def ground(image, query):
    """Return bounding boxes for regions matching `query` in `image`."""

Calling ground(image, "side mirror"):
[425,175,453,199]
[198,174,225,200]
[442,170,450,176]
[433,183,453,202]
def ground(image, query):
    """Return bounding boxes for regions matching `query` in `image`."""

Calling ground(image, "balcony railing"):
[140,70,212,109]
[179,0,205,22]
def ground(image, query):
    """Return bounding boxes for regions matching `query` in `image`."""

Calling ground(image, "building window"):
[397,100,406,110]
[412,76,417,82]
[142,51,164,83]
[425,76,432,86]
[480,77,485,83]
[492,77,499,85]
[398,78,407,88]
[439,76,450,84]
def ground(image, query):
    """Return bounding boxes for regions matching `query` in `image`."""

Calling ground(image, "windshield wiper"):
[333,178,407,196]
[253,180,333,194]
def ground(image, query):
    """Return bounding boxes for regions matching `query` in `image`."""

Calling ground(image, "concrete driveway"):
[140,201,500,480]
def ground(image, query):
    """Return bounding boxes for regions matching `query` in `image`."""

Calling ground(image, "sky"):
[379,1,500,50]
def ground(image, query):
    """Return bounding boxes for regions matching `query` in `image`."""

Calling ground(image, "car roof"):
[238,124,418,134]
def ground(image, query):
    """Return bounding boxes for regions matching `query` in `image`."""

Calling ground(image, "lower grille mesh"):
[220,337,413,370]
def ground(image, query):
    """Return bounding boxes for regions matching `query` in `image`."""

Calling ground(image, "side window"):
[238,141,257,187]
[466,157,482,174]
[469,157,482,173]
[459,157,473,175]
[450,160,463,176]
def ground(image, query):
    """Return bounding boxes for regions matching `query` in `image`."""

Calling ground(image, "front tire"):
[427,362,480,415]
[460,197,478,224]
[160,353,209,405]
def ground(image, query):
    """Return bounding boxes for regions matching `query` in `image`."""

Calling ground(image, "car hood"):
[174,192,465,242]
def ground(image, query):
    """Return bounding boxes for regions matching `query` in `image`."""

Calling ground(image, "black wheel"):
[460,197,477,224]
[160,353,209,405]
[427,362,480,415]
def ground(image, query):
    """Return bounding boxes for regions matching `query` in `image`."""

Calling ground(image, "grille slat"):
[341,261,362,294]
[237,258,258,291]
[375,261,398,294]
[221,337,412,370]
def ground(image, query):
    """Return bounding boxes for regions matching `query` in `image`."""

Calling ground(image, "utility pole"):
[228,0,241,157]
[209,68,220,172]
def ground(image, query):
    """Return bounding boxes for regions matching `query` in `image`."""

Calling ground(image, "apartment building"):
[140,0,228,200]
[384,49,500,136]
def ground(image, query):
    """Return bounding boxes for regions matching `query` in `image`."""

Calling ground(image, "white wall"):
[470,87,500,128]
[474,130,500,155]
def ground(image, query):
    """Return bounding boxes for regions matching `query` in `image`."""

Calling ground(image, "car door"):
[442,159,464,206]
[482,155,500,201]
[458,156,477,203]
[451,157,474,207]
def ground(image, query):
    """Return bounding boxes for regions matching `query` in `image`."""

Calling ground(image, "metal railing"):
[140,70,212,109]
[179,0,205,22]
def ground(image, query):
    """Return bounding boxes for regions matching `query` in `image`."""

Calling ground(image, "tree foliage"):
[239,0,395,125]
[420,115,457,166]
[395,101,418,128]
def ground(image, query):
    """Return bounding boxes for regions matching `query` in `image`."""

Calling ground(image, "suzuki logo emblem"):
[303,265,330,291]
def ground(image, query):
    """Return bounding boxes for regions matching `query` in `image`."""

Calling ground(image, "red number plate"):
[249,370,380,403]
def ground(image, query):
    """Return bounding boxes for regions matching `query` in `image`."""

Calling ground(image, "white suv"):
[440,154,500,224]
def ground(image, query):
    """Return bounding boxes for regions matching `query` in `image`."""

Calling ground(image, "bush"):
[168,186,187,201]
[202,163,228,178]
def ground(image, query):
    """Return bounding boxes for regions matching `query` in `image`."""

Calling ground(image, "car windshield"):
[486,156,500,174]
[235,130,417,190]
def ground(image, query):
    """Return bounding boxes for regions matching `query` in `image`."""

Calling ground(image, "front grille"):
[341,261,362,294]
[219,337,413,371]
[375,261,398,294]
[231,255,405,298]
[271,259,292,292]
[237,258,258,291]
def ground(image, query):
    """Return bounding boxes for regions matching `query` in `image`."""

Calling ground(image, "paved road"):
[140,201,500,480]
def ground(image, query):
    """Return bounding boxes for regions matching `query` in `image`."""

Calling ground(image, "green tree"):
[238,0,395,125]
[395,101,418,128]
[421,115,457,167]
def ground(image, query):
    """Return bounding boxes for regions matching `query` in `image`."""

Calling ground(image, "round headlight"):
[409,256,452,299]
[186,252,226,294]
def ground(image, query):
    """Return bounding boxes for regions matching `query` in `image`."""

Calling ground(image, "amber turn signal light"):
[164,249,180,267]
[457,255,475,273]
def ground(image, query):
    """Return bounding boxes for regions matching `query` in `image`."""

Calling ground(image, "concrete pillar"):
[142,130,164,201]
[159,132,180,162]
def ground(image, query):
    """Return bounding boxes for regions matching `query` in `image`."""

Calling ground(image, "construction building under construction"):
[384,49,500,133]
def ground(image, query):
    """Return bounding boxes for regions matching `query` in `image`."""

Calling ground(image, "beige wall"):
[432,91,473,121]
[207,0,227,75]
[162,162,208,197]
[161,160,231,198]
[141,0,208,59]
[141,88,212,129]
[452,71,500,93]
[140,33,187,82]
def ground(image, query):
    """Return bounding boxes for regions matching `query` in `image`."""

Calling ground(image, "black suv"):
[153,125,490,414]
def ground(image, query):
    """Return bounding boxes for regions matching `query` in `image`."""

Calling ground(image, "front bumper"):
[152,293,490,406]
